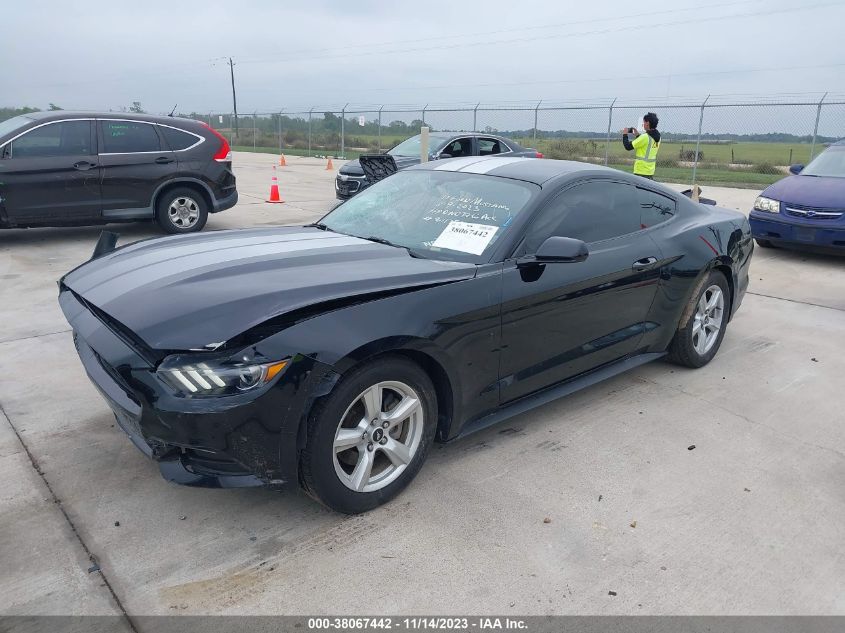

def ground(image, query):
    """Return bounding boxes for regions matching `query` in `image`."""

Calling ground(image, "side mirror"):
[438,152,453,160]
[518,236,589,266]
[789,164,804,175]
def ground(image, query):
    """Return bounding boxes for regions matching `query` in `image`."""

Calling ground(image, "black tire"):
[667,270,731,369]
[300,355,437,513]
[755,238,774,248]
[155,187,208,234]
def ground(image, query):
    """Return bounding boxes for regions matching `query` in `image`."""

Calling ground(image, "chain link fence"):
[200,94,844,187]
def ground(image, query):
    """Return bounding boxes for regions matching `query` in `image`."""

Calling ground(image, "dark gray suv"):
[0,111,237,233]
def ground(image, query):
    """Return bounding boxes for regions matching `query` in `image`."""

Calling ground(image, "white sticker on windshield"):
[432,221,499,255]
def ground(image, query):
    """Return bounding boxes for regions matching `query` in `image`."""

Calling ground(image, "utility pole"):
[228,57,239,139]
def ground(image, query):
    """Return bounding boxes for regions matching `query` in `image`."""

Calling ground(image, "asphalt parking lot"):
[1,152,843,620]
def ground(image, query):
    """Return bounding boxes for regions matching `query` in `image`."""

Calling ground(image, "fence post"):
[278,110,283,155]
[378,105,384,151]
[809,92,827,163]
[340,103,348,159]
[473,102,480,133]
[604,97,617,166]
[422,104,428,127]
[252,112,256,150]
[690,95,710,186]
[307,107,314,157]
[533,100,542,145]
[208,112,212,128]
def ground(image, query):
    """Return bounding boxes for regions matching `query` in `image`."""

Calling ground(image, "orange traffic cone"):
[266,166,284,203]
[279,154,286,167]
[326,156,334,170]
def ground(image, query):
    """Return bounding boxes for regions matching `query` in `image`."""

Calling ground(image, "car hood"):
[762,175,845,208]
[339,155,422,176]
[61,227,476,351]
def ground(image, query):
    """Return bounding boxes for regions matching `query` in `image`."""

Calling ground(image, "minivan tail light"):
[202,123,232,162]
[535,151,544,159]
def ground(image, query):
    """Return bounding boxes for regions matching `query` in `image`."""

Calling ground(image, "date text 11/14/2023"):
[307,617,528,630]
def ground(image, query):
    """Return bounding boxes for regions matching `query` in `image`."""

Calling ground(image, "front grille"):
[182,448,249,476]
[92,348,141,407]
[335,178,361,195]
[784,203,844,220]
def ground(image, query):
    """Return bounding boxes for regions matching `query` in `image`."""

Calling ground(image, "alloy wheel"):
[332,380,424,493]
[692,284,725,355]
[168,196,200,229]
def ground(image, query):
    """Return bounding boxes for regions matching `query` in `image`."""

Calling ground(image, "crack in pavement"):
[746,291,844,313]
[640,377,845,461]
[0,402,139,631]
[0,328,72,346]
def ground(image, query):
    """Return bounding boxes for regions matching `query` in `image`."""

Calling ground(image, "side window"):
[521,181,641,253]
[637,187,676,229]
[478,137,505,155]
[100,121,161,153]
[159,125,199,151]
[441,138,472,158]
[10,121,92,158]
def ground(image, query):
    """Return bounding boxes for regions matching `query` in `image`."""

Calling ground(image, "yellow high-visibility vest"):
[632,132,659,176]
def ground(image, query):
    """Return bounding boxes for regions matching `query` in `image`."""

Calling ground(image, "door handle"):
[73,161,98,170]
[155,156,174,164]
[632,256,658,270]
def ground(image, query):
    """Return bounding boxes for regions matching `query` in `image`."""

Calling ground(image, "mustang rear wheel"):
[300,356,437,513]
[667,270,730,368]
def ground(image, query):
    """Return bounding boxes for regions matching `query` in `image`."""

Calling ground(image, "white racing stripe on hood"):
[75,234,367,294]
[433,157,489,171]
[457,156,531,174]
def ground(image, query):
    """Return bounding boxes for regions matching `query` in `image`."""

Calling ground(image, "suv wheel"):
[156,188,208,234]
[667,270,731,368]
[300,356,437,513]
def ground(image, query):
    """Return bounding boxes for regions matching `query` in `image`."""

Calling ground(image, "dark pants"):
[635,174,654,180]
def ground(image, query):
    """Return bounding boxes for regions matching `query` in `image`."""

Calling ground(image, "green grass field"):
[519,138,818,166]
[233,135,807,188]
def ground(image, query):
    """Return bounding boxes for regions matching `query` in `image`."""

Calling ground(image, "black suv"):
[0,112,237,233]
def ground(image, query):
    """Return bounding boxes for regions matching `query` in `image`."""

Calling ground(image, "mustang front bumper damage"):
[60,288,340,488]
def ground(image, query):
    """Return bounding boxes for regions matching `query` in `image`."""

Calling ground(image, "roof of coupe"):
[409,155,620,185]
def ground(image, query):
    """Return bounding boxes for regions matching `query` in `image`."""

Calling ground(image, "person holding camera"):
[621,112,661,179]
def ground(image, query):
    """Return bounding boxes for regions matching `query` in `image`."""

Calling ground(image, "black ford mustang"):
[60,157,752,513]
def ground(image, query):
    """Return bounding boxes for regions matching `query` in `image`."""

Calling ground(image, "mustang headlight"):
[157,353,288,396]
[754,196,781,213]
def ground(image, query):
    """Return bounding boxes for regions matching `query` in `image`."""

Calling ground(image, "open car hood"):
[61,227,476,351]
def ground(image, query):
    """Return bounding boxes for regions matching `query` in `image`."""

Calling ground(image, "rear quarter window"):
[637,187,677,229]
[159,125,200,151]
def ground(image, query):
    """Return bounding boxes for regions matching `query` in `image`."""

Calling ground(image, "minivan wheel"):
[300,356,437,514]
[754,238,774,248]
[667,270,731,368]
[156,188,208,234]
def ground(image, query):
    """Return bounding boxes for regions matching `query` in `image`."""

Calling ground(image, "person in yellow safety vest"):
[621,112,661,179]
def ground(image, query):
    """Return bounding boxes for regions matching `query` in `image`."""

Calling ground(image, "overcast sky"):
[3,0,844,115]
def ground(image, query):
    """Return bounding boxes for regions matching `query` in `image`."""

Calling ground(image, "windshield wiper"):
[361,235,426,258]
[307,222,333,231]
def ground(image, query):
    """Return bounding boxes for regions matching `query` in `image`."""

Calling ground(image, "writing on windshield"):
[321,170,537,262]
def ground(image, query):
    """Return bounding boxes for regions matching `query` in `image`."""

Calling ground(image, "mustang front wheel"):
[300,356,437,513]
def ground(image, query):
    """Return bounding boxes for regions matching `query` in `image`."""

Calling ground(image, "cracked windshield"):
[322,170,538,261]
